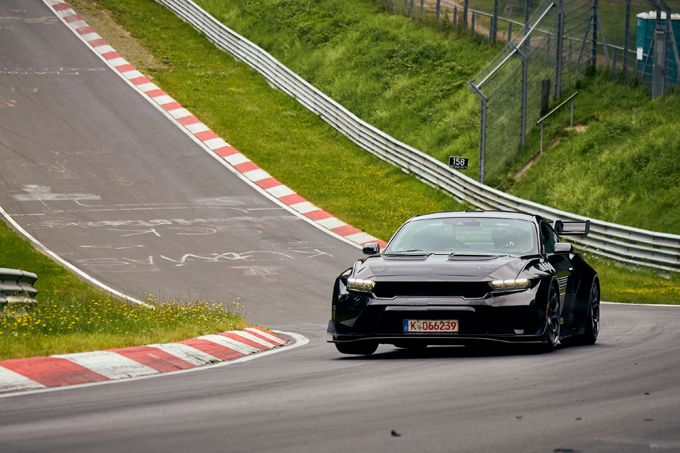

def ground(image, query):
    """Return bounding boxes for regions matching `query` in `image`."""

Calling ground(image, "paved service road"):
[1,1,679,452]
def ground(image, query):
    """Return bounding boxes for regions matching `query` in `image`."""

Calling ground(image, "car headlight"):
[489,278,530,291]
[346,278,375,293]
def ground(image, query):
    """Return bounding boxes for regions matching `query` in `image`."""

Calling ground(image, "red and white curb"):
[44,0,386,250]
[0,327,289,394]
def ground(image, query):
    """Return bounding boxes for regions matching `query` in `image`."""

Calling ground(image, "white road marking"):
[243,169,271,182]
[224,153,249,165]
[121,69,143,79]
[153,95,175,105]
[80,32,101,42]
[198,335,260,355]
[316,217,346,229]
[267,185,295,198]
[345,232,378,243]
[0,367,45,392]
[167,107,192,119]
[289,201,318,214]
[204,138,229,149]
[148,343,219,366]
[53,351,158,380]
[229,330,279,347]
[137,82,159,92]
[186,122,209,134]
[246,328,286,345]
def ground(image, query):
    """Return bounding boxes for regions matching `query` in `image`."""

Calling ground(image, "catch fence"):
[379,0,680,182]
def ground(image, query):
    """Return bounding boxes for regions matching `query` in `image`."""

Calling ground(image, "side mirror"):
[554,219,590,236]
[362,243,380,255]
[554,242,573,253]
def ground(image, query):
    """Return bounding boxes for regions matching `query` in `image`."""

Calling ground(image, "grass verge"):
[0,221,245,360]
[190,0,680,235]
[61,0,680,306]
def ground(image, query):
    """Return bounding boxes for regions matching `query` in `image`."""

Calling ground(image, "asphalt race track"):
[1,1,679,452]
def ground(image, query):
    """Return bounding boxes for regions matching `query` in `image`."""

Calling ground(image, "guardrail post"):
[0,268,38,313]
[508,21,513,43]
[468,83,487,184]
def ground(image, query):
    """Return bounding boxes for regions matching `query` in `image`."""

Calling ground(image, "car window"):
[386,217,538,256]
[540,222,557,253]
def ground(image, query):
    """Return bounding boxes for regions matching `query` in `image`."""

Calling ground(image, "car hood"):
[354,253,535,281]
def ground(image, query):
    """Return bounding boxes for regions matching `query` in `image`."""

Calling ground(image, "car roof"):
[409,211,540,223]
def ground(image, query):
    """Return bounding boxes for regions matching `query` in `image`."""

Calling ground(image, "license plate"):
[403,319,459,333]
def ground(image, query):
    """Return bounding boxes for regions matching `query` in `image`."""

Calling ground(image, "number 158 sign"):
[449,156,469,169]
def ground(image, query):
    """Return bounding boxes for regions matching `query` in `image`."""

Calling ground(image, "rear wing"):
[553,220,590,236]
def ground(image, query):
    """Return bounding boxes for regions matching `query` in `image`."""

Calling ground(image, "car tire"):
[335,341,378,355]
[577,276,600,345]
[538,282,561,353]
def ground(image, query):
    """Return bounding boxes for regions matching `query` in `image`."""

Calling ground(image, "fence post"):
[436,0,441,19]
[491,0,499,43]
[652,27,667,98]
[508,22,513,43]
[514,45,529,148]
[555,0,564,100]
[453,6,458,28]
[468,83,487,185]
[463,0,469,27]
[420,0,424,15]
[471,11,476,33]
[591,0,598,68]
[623,0,631,75]
[524,0,531,35]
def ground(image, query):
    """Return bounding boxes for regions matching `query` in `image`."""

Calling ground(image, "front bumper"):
[328,285,547,345]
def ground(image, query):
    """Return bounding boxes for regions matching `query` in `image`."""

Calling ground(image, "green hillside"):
[195,0,680,235]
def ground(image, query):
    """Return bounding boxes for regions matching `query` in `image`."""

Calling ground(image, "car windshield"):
[385,217,538,256]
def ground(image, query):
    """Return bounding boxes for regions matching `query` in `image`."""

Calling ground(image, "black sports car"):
[328,211,600,354]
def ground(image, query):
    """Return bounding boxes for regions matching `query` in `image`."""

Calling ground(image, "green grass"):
[509,74,680,233]
[196,0,500,181]
[189,0,680,235]
[0,221,245,360]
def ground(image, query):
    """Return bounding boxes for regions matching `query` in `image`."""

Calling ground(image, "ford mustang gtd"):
[328,211,600,355]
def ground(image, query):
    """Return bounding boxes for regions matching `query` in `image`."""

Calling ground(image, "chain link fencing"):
[377,0,680,182]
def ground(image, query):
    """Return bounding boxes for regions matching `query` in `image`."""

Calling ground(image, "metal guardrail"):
[156,0,680,272]
[0,268,38,310]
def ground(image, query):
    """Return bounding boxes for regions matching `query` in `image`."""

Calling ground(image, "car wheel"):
[578,277,600,345]
[539,283,561,353]
[335,341,378,355]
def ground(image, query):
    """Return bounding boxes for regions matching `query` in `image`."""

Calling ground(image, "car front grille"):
[373,281,489,299]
